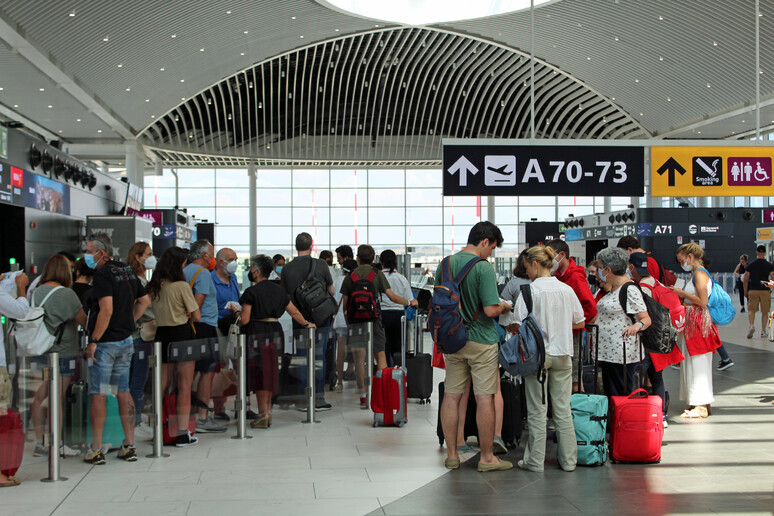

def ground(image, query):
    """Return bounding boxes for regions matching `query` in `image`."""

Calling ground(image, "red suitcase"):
[371,367,408,427]
[0,409,24,477]
[162,392,197,445]
[609,388,664,463]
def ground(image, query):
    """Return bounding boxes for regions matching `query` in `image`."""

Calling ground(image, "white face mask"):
[549,255,562,275]
[226,260,238,274]
[625,269,633,279]
[143,256,157,270]
[681,261,693,272]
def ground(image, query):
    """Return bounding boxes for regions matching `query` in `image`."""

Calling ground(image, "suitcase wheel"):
[396,421,405,428]
[419,399,425,405]
[373,422,379,428]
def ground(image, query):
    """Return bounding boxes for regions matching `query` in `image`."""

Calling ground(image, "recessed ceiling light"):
[667,97,671,102]
[39,88,45,91]
[117,63,123,68]
[334,28,340,32]
[69,9,75,17]
[125,87,131,91]
[97,129,102,133]
[240,52,245,56]
[200,48,204,52]
[659,56,664,61]
[180,79,185,82]
[291,16,296,19]
[151,115,155,118]
[697,131,701,134]
[76,118,81,122]
[160,67,165,71]
[587,57,591,60]
[0,87,3,91]
[639,112,643,116]
[635,79,639,83]
[13,104,18,107]
[244,30,248,34]
[103,35,109,42]
[226,10,231,14]
[658,15,664,20]
[48,105,53,108]
[300,35,304,38]
[181,97,185,100]
[742,120,746,123]
[614,36,619,41]
[171,34,176,38]
[58,130,63,133]
[707,83,711,88]
[145,99,150,102]
[375,24,379,27]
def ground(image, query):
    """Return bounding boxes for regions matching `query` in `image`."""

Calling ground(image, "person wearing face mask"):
[546,240,597,393]
[669,243,722,419]
[268,254,285,280]
[183,240,227,433]
[125,241,157,440]
[593,247,651,400]
[210,247,241,421]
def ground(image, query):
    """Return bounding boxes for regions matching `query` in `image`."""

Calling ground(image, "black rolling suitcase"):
[403,314,433,404]
[436,377,524,449]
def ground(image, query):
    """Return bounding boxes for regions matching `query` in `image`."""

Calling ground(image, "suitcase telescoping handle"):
[622,333,645,395]
[400,314,407,370]
[581,324,599,394]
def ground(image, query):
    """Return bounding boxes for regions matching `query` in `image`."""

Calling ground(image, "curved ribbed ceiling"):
[141,27,646,166]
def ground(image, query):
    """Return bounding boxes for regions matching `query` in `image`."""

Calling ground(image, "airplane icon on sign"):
[484,156,516,186]
[487,164,513,176]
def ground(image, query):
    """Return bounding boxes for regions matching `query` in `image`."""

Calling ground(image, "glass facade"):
[144,168,632,263]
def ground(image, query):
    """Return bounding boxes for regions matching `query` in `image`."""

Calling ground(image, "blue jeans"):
[88,337,133,395]
[716,343,730,361]
[129,338,151,425]
[293,321,329,400]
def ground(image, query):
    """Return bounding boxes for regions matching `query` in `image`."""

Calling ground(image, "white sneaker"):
[134,422,154,442]
[747,327,755,339]
[60,443,81,457]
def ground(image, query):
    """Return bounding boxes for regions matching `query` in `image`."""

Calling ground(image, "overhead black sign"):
[442,144,644,196]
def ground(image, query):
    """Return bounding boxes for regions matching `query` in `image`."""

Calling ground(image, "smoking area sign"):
[651,146,774,196]
[443,141,644,196]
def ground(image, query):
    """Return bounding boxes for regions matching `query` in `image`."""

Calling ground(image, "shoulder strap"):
[305,258,316,281]
[618,281,639,324]
[189,266,205,288]
[34,286,64,308]
[453,257,486,286]
[441,256,451,283]
[519,283,533,314]
[350,270,361,282]
[365,267,378,282]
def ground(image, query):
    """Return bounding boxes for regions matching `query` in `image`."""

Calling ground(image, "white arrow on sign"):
[447,156,479,187]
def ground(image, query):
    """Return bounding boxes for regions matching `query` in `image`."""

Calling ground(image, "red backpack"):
[346,268,381,323]
[641,279,685,333]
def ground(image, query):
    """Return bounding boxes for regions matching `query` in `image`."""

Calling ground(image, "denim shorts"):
[89,336,134,395]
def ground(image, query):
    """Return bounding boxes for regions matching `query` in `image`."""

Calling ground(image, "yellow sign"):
[757,227,774,241]
[651,146,774,196]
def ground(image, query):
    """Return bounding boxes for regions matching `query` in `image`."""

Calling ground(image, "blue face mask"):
[598,268,607,283]
[84,253,98,269]
[276,266,283,275]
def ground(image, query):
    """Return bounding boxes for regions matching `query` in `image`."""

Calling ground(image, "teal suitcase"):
[88,392,125,451]
[571,392,608,466]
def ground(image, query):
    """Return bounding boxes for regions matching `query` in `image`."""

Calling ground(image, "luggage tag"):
[138,350,145,360]
[7,364,15,375]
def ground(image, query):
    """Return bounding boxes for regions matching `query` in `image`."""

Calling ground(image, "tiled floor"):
[5,308,774,515]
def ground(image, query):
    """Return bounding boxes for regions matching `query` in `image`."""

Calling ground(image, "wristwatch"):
[636,321,645,329]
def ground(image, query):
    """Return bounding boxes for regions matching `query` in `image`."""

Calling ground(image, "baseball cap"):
[628,252,649,276]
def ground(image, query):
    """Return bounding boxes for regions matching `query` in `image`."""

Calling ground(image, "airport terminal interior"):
[1,1,774,514]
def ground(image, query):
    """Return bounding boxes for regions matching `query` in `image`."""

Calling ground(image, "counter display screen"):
[0,161,24,206]
[23,170,70,215]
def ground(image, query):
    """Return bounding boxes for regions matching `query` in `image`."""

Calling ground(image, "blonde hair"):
[677,243,705,264]
[740,254,748,262]
[524,245,556,269]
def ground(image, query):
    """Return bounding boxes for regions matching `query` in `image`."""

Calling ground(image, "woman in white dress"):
[669,243,721,418]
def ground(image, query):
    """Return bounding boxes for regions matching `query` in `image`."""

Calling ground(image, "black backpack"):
[346,267,381,323]
[294,259,338,326]
[618,282,677,354]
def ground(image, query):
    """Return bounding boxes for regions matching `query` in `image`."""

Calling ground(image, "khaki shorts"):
[444,340,499,396]
[749,290,771,314]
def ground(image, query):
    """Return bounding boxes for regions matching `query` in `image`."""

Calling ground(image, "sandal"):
[250,414,270,429]
[0,476,21,487]
[680,406,708,418]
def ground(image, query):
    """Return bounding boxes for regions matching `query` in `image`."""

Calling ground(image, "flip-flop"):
[456,444,473,452]
[0,476,21,487]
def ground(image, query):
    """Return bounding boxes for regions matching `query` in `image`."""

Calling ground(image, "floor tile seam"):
[48,464,96,516]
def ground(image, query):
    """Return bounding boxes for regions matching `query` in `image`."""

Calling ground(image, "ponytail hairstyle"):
[677,242,708,268]
[379,249,398,272]
[524,245,556,270]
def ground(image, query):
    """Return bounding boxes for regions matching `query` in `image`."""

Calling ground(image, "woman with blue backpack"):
[513,246,586,472]
[669,243,723,419]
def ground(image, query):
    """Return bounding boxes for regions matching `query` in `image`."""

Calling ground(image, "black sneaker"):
[83,449,106,465]
[175,431,199,448]
[717,358,734,371]
[315,401,333,411]
[117,445,138,462]
[245,409,259,420]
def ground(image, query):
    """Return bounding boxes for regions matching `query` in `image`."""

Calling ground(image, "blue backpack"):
[694,267,736,326]
[428,256,486,354]
[499,284,548,402]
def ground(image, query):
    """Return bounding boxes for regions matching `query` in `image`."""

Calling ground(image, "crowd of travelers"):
[0,222,766,486]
